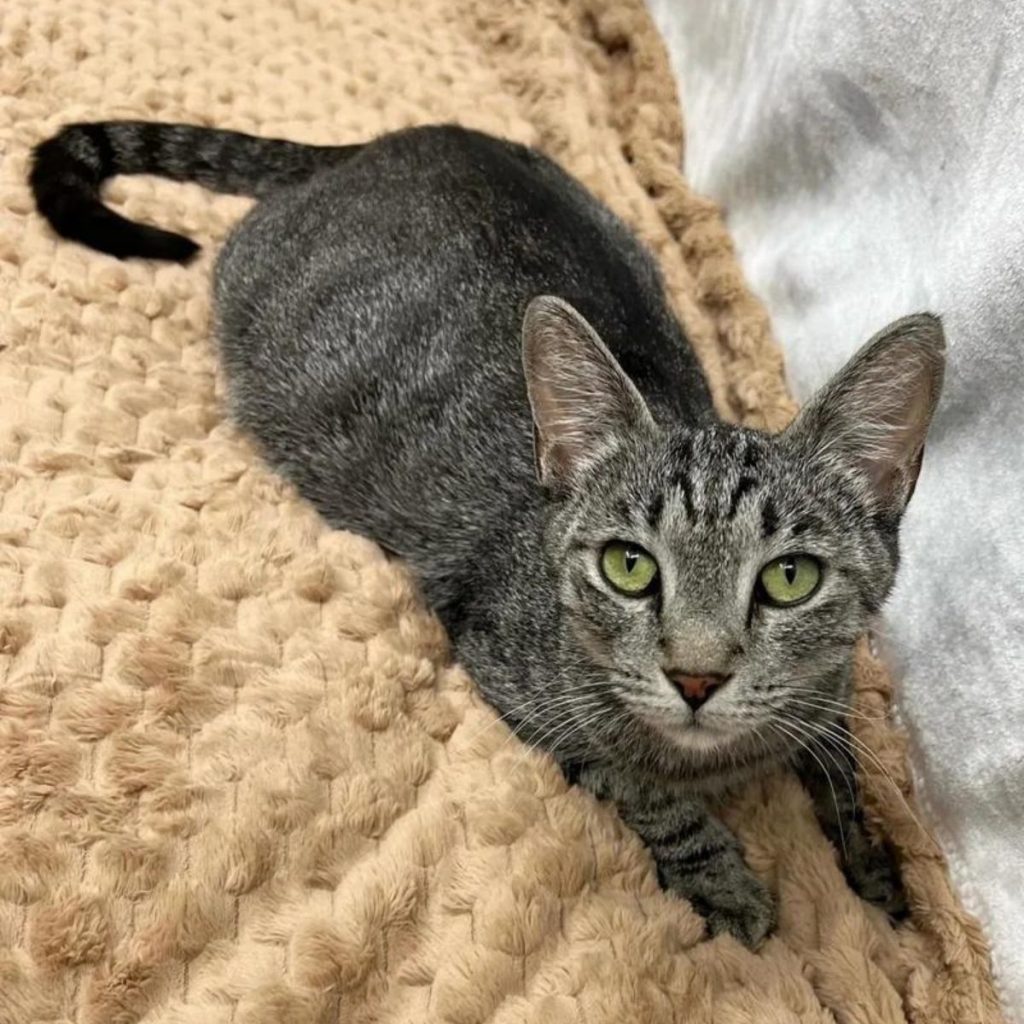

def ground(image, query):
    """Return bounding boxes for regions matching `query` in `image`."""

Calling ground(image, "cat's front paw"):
[665,861,776,949]
[702,868,777,947]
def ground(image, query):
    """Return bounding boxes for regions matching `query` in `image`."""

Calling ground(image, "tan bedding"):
[0,0,1003,1021]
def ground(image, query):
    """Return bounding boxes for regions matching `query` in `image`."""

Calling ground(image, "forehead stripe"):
[726,475,758,519]
[676,473,696,519]
[646,491,665,529]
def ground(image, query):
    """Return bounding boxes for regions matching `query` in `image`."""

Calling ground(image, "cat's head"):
[522,296,945,780]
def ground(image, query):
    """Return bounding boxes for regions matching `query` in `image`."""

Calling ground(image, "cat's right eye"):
[600,541,660,597]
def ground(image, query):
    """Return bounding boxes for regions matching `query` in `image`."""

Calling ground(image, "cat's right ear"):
[522,295,654,491]
[785,313,946,512]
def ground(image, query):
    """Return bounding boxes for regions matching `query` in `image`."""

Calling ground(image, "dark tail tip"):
[64,207,201,263]
[29,127,201,263]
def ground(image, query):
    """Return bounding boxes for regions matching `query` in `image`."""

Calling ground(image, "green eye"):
[757,554,822,607]
[601,541,659,596]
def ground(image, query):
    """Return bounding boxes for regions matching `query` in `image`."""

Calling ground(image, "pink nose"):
[668,671,730,712]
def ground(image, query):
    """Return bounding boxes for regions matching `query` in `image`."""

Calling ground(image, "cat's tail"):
[29,121,363,262]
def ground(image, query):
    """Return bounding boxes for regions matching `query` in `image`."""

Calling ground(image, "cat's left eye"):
[756,554,821,607]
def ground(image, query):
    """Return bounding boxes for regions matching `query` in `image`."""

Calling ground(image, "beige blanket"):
[0,1,1002,1021]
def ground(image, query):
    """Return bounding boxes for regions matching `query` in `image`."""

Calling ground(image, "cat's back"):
[215,124,706,419]
[217,126,657,345]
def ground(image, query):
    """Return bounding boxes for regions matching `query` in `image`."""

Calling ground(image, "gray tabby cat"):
[30,121,945,946]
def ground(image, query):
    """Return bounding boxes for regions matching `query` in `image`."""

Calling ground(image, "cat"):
[29,120,945,946]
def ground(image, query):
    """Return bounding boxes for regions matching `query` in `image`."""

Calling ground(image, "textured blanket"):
[0,0,1003,1021]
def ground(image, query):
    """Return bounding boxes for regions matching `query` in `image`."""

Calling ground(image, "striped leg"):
[578,765,775,948]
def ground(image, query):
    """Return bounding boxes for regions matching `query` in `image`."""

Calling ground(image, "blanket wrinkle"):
[0,0,1001,1021]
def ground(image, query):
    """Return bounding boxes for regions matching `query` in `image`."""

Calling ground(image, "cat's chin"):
[641,714,743,760]
[634,708,765,778]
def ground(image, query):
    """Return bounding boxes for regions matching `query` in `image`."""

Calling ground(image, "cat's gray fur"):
[30,121,945,946]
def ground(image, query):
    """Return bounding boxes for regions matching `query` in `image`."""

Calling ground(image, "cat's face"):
[544,427,895,775]
[523,297,944,780]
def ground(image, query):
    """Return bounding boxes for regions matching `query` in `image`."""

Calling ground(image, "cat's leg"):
[793,725,907,918]
[577,764,775,948]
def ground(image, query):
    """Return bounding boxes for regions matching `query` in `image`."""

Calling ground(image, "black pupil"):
[781,557,797,585]
[624,548,640,574]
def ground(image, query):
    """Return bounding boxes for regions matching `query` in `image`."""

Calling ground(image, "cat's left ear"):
[522,295,655,490]
[786,313,946,512]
